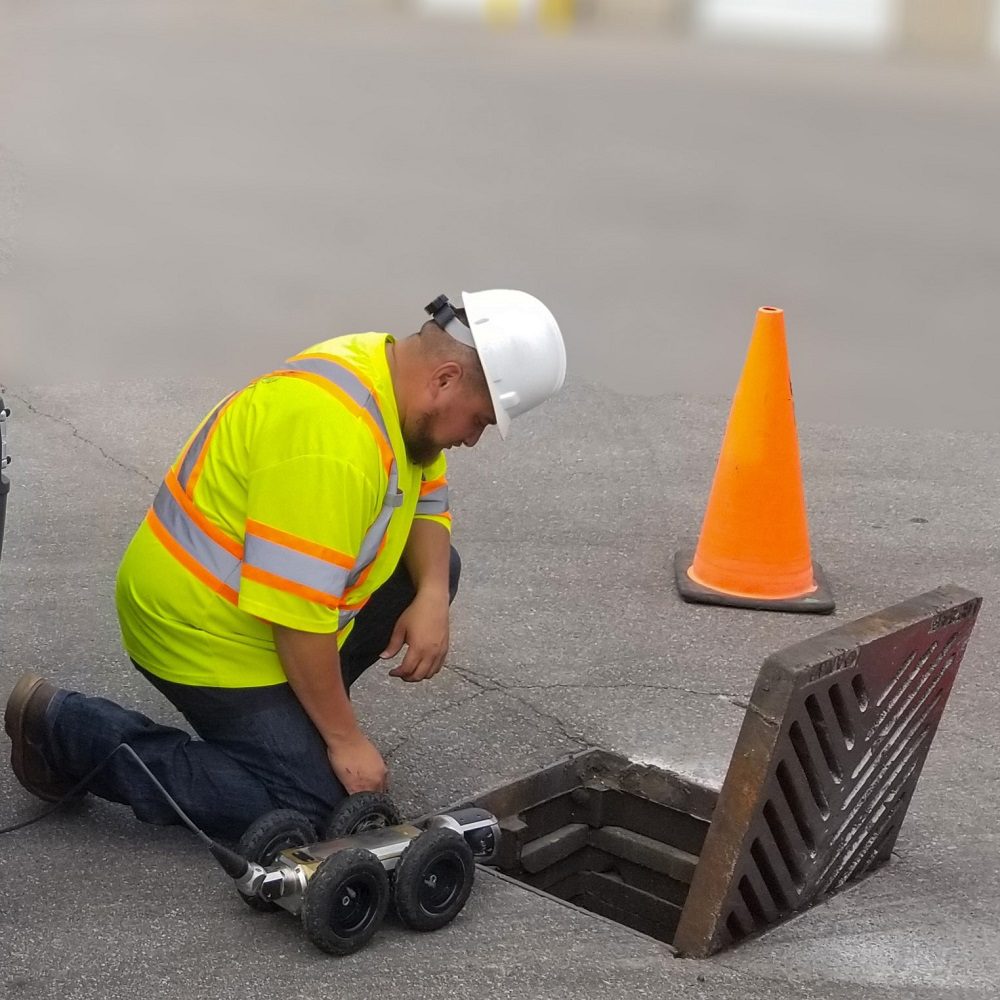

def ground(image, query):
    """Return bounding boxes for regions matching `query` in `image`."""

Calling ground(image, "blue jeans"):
[43,548,460,841]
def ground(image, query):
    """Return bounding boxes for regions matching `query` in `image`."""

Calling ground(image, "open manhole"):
[446,585,982,956]
[453,748,716,946]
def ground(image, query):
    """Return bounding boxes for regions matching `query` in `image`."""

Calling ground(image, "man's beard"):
[404,412,442,466]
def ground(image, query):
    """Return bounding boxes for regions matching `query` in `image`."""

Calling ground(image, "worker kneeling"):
[5,290,566,841]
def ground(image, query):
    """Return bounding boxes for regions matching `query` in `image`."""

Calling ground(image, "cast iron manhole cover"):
[674,584,981,956]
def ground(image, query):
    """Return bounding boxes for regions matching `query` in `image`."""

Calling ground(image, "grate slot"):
[738,876,767,927]
[724,897,754,943]
[851,674,870,712]
[762,799,805,886]
[750,838,791,912]
[744,863,782,925]
[828,684,857,748]
[776,759,821,847]
[804,695,844,783]
[725,912,745,943]
[789,720,833,816]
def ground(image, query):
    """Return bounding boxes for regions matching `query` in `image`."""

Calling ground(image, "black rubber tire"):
[301,848,390,956]
[392,827,475,932]
[324,792,402,840]
[235,809,318,912]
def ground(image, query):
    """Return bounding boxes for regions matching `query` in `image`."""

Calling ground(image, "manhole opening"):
[448,749,718,948]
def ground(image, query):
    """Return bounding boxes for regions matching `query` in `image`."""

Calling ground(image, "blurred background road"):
[1,0,999,431]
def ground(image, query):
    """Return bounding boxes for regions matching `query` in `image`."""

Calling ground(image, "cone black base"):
[673,549,835,615]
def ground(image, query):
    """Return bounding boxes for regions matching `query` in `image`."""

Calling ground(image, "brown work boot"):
[5,674,78,802]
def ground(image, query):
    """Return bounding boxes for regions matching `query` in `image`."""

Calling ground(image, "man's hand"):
[381,589,450,683]
[326,730,389,793]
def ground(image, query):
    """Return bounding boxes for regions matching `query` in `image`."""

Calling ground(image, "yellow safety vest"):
[116,333,451,688]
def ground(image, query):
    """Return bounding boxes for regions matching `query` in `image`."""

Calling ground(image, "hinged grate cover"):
[674,585,982,957]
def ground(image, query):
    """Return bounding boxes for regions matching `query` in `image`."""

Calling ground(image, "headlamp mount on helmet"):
[425,294,476,350]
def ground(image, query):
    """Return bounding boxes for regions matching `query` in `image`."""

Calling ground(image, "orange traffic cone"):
[674,307,834,614]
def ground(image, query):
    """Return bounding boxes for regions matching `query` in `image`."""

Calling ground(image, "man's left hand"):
[381,590,450,682]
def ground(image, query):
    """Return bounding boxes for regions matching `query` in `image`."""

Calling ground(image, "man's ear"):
[430,361,463,397]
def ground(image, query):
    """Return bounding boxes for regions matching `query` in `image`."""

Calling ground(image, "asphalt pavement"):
[1,3,998,999]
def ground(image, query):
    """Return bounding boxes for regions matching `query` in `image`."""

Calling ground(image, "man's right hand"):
[326,731,389,793]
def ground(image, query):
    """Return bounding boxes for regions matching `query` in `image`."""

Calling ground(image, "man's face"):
[404,382,496,465]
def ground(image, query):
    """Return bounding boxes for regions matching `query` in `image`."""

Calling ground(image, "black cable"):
[1,742,250,877]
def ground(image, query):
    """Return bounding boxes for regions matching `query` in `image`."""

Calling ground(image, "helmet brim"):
[462,291,511,440]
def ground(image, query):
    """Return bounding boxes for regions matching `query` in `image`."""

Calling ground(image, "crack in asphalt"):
[447,664,591,749]
[4,389,157,488]
[506,691,592,749]
[382,688,490,761]
[742,699,779,728]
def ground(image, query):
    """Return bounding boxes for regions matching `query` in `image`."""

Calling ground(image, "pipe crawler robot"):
[232,793,500,955]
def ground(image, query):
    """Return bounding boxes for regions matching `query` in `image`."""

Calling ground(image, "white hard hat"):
[424,289,566,438]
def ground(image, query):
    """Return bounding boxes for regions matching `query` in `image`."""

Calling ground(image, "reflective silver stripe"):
[244,532,350,600]
[153,482,242,587]
[177,394,234,492]
[415,484,449,516]
[339,607,361,630]
[347,480,398,590]
[283,357,392,448]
